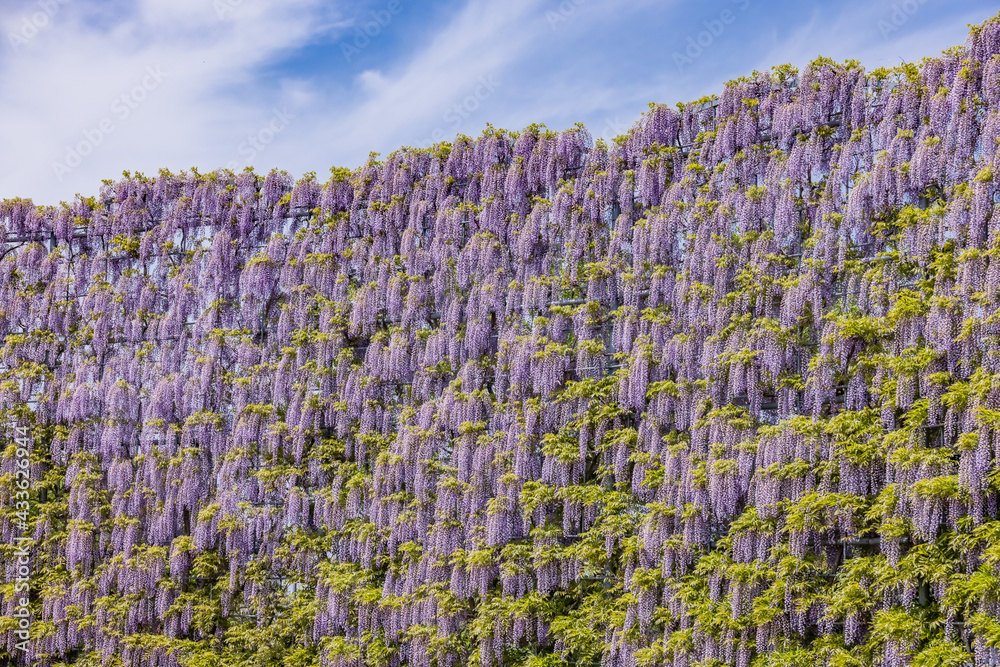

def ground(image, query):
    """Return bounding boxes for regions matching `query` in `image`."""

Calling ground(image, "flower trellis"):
[3,14,1000,667]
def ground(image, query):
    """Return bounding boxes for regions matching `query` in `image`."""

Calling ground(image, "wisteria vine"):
[3,14,1000,667]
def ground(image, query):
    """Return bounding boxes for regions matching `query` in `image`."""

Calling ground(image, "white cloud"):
[0,0,340,203]
[1,0,994,205]
[241,0,549,174]
[135,0,220,29]
[357,69,388,94]
[749,0,986,72]
[268,0,680,170]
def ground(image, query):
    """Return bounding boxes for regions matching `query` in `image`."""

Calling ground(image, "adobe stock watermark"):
[51,65,168,182]
[546,0,586,31]
[340,0,408,63]
[877,0,929,40]
[672,0,751,73]
[10,422,33,654]
[214,0,243,20]
[7,0,71,52]
[417,75,501,147]
[224,108,295,172]
[601,115,632,141]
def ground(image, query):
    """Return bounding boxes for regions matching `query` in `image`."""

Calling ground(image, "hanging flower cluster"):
[3,14,1000,667]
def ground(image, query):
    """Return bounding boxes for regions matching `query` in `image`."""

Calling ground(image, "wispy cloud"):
[290,0,546,163]
[748,0,988,71]
[0,0,996,205]
[0,0,340,202]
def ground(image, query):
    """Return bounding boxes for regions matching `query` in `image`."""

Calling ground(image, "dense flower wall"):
[4,14,1000,667]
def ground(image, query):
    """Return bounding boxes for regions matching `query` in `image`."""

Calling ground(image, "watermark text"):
[11,423,32,654]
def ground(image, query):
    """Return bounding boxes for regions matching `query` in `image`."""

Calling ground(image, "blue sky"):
[1,0,996,204]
